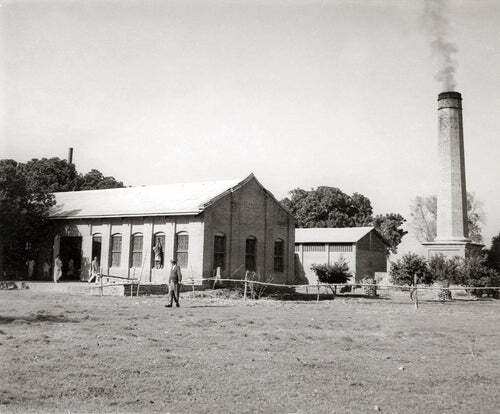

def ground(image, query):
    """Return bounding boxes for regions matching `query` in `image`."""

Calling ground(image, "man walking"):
[165,259,182,307]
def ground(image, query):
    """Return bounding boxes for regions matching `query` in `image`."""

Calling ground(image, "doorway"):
[92,234,102,268]
[59,236,82,280]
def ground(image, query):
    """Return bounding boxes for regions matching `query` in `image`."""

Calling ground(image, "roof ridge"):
[53,176,245,195]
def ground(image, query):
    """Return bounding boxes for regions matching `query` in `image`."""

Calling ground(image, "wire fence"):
[88,273,140,297]
[180,274,500,307]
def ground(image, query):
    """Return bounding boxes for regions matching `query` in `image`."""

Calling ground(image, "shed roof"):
[50,174,256,219]
[295,227,376,244]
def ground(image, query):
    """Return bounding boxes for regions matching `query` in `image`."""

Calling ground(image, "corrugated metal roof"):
[50,175,253,219]
[295,227,375,244]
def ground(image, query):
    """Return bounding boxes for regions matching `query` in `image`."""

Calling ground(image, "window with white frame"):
[110,234,122,267]
[130,233,143,268]
[175,232,189,268]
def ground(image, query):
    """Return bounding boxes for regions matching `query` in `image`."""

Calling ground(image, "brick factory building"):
[294,227,388,284]
[48,174,296,284]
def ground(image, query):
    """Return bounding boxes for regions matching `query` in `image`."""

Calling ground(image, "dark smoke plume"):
[423,0,458,91]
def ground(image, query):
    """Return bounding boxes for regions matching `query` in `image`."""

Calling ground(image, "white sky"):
[1,0,499,247]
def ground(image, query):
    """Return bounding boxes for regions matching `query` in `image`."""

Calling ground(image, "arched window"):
[92,234,102,266]
[213,233,226,271]
[152,232,165,269]
[110,234,122,267]
[175,232,189,268]
[274,239,284,273]
[130,233,143,268]
[245,236,257,271]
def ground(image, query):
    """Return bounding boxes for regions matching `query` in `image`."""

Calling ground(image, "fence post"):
[100,274,103,297]
[316,284,320,303]
[414,273,419,310]
[244,271,248,301]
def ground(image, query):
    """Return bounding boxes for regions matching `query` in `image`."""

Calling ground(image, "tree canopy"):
[78,169,124,190]
[409,193,484,243]
[486,233,500,273]
[281,186,407,254]
[19,158,124,192]
[0,160,55,275]
[0,157,125,276]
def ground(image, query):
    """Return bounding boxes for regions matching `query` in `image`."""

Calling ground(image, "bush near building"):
[390,253,500,298]
[311,257,352,285]
[389,253,432,286]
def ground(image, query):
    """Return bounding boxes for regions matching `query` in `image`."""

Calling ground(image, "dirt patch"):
[0,312,79,325]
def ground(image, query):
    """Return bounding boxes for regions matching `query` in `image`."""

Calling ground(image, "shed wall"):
[355,232,387,280]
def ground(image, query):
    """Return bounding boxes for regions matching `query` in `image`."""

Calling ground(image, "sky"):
[1,0,499,249]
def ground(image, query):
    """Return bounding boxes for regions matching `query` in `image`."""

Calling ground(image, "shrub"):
[390,253,431,286]
[240,271,274,299]
[311,257,352,284]
[429,256,454,301]
[457,255,500,298]
[361,277,377,297]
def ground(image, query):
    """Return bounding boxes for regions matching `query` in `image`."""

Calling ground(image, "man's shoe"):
[165,304,172,308]
[176,303,180,308]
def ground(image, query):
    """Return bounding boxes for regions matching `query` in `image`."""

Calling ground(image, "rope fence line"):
[181,276,500,291]
[87,272,500,302]
[88,273,140,297]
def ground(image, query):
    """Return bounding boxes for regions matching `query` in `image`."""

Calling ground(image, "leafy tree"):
[389,253,432,286]
[0,157,125,277]
[485,233,500,273]
[78,169,124,190]
[409,193,484,243]
[456,255,499,297]
[0,160,55,276]
[311,257,352,284]
[372,214,407,255]
[20,158,80,193]
[427,254,460,284]
[281,186,406,253]
[281,187,373,228]
[20,158,125,192]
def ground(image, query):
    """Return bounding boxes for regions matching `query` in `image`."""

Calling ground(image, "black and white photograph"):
[1,0,499,412]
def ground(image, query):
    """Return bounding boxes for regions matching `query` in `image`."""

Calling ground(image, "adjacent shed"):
[294,227,388,284]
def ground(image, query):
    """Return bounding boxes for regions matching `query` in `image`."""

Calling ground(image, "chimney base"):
[422,240,483,259]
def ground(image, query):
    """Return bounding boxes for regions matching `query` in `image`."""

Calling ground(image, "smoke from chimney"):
[423,0,458,91]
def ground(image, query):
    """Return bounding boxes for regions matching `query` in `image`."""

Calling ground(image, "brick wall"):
[203,177,295,284]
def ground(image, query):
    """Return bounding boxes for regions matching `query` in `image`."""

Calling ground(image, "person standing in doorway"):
[165,259,182,308]
[88,256,99,283]
[43,260,51,280]
[27,259,35,279]
[67,258,74,278]
[153,240,163,269]
[53,255,63,283]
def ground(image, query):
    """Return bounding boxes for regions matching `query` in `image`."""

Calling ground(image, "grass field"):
[1,290,499,413]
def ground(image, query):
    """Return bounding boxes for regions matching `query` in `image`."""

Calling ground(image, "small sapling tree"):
[428,254,460,301]
[390,253,432,300]
[390,253,431,286]
[311,257,352,294]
